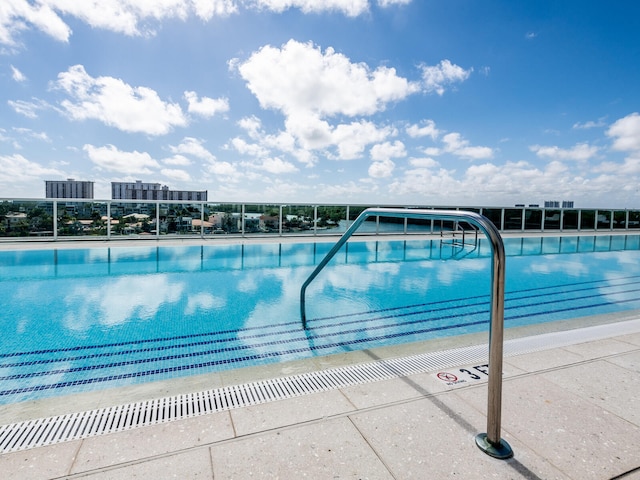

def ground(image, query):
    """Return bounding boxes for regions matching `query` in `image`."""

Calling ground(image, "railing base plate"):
[475,433,514,459]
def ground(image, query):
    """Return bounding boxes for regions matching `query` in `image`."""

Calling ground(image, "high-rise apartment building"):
[111,181,207,201]
[45,179,94,199]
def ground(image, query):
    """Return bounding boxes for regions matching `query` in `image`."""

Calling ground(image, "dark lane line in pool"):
[4,290,640,385]
[5,280,640,370]
[5,292,640,398]
[3,275,640,360]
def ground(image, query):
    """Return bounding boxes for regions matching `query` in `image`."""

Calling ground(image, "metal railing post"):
[300,207,513,459]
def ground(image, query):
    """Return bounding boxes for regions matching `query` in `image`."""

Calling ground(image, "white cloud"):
[442,132,493,159]
[83,144,160,174]
[161,168,191,181]
[0,153,64,182]
[252,0,370,17]
[10,64,26,82]
[573,118,606,130]
[330,120,394,160]
[184,90,229,118]
[420,59,472,95]
[409,157,439,168]
[231,137,270,157]
[162,154,192,166]
[406,119,440,140]
[368,158,395,178]
[370,140,406,161]
[607,112,640,152]
[242,157,299,174]
[530,142,599,161]
[236,39,419,118]
[378,0,411,6]
[54,65,187,135]
[7,98,50,119]
[169,137,216,161]
[0,0,238,45]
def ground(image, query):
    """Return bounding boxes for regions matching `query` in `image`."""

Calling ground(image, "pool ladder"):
[439,221,479,259]
[300,207,513,459]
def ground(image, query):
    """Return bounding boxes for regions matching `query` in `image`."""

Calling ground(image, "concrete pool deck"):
[1,320,640,480]
[1,234,640,478]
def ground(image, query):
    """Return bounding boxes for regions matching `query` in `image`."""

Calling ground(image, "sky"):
[1,0,639,208]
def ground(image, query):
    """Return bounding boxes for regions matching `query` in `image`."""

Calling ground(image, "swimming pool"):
[1,235,640,405]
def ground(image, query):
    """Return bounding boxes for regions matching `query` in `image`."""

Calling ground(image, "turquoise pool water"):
[1,235,640,405]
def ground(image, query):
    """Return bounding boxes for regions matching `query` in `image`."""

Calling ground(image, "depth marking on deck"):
[433,363,491,387]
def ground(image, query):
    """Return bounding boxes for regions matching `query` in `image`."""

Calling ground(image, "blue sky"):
[1,0,639,207]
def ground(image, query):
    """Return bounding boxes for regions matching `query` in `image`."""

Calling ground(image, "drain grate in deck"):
[1,318,639,454]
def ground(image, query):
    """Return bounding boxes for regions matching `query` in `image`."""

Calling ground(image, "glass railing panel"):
[504,208,523,231]
[596,210,612,230]
[481,208,502,230]
[0,199,54,238]
[316,205,348,235]
[524,209,542,230]
[109,202,156,237]
[613,210,627,229]
[160,202,203,237]
[543,209,560,230]
[241,203,279,236]
[580,210,596,230]
[204,203,242,235]
[562,210,578,230]
[57,201,109,238]
[406,217,432,233]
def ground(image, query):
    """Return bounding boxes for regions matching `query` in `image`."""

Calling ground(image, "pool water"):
[1,235,640,405]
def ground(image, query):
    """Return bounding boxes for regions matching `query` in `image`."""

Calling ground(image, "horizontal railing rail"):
[299,207,513,459]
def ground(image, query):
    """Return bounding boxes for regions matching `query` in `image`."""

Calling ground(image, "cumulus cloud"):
[0,153,64,182]
[368,141,405,178]
[530,142,599,161]
[425,131,493,160]
[184,91,229,118]
[0,1,413,46]
[370,140,406,161]
[0,0,238,45]
[368,158,395,178]
[406,119,440,140]
[607,112,640,152]
[55,65,187,135]
[169,137,216,161]
[161,168,191,181]
[235,39,419,118]
[420,59,472,95]
[83,144,160,174]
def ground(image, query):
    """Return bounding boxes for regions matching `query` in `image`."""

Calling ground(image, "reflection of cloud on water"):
[185,292,225,315]
[525,256,588,277]
[64,275,184,330]
[237,261,413,360]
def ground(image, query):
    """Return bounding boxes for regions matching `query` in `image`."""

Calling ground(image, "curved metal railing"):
[299,207,513,459]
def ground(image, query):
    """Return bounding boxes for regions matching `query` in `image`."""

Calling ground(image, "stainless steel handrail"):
[299,207,513,459]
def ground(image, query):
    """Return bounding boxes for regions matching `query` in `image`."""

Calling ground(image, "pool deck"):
[2,234,640,479]
[1,323,639,479]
